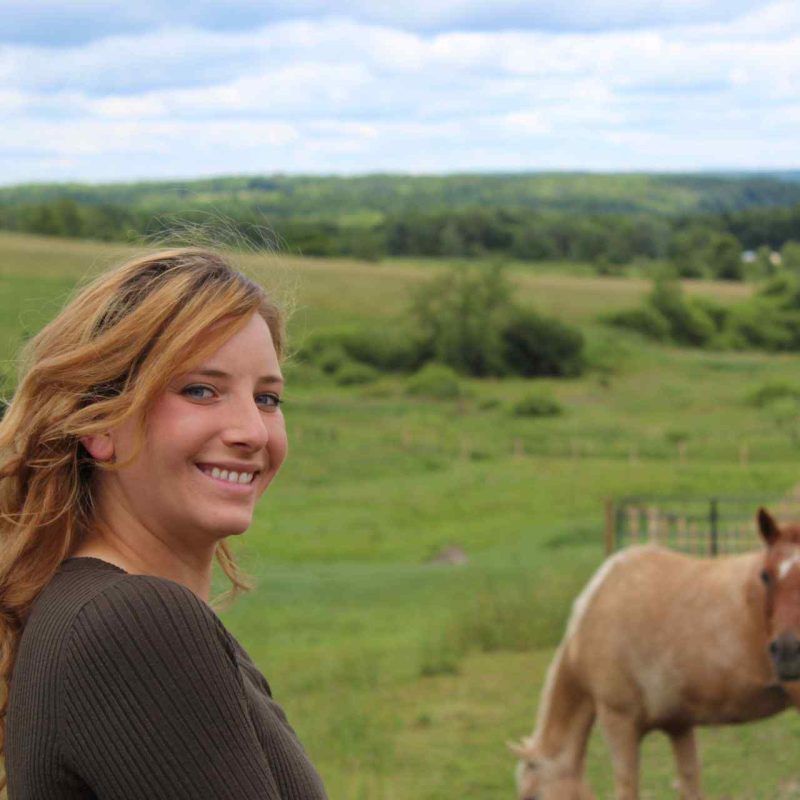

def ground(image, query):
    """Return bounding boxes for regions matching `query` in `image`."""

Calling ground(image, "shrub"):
[722,302,798,352]
[333,327,424,372]
[500,309,585,377]
[604,306,671,341]
[511,390,563,417]
[747,381,800,408]
[334,362,379,385]
[648,280,716,347]
[406,363,462,399]
[692,296,729,330]
[299,326,423,373]
[313,343,349,375]
[757,273,800,305]
[603,280,717,347]
[411,263,587,379]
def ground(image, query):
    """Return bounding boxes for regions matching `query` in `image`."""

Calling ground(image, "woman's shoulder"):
[52,561,246,704]
[66,560,232,648]
[24,557,235,666]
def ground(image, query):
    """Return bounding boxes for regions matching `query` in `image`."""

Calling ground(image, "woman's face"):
[99,311,287,548]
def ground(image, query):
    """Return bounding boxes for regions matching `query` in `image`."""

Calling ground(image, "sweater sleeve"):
[58,575,282,800]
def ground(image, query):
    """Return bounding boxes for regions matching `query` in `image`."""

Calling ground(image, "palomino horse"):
[511,507,800,800]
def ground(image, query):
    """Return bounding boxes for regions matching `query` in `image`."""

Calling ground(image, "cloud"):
[2,3,800,181]
[1,0,777,46]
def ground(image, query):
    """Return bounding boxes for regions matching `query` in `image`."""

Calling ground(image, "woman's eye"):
[182,385,215,400]
[256,393,283,410]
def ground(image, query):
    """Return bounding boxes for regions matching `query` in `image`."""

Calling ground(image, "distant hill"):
[3,172,800,219]
[3,173,800,268]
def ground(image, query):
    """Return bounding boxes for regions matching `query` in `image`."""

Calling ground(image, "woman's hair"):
[0,247,284,775]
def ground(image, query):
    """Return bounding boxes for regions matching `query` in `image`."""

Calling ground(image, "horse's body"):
[513,510,800,800]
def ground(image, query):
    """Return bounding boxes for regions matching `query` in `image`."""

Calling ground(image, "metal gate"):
[606,495,800,556]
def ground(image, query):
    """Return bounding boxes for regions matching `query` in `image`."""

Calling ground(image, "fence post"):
[605,498,615,554]
[709,498,719,556]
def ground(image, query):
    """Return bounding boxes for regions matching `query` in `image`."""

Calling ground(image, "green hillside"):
[4,172,800,216]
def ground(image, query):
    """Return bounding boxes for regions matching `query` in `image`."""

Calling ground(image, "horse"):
[511,507,800,800]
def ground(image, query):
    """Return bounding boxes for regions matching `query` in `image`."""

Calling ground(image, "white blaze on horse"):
[511,507,800,800]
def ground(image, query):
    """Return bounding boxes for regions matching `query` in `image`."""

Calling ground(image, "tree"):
[781,240,800,274]
[411,264,511,376]
[705,232,743,281]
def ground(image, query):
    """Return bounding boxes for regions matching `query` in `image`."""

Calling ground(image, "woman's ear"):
[80,433,115,463]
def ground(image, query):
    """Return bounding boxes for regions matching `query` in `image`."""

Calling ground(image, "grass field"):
[2,231,800,798]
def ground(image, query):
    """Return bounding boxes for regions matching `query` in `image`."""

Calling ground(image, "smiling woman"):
[0,248,327,799]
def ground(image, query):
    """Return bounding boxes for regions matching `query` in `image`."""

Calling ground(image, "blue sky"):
[2,0,799,184]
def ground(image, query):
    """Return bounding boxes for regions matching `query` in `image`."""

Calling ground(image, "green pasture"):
[3,231,800,798]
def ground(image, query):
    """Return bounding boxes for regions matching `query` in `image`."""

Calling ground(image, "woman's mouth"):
[196,464,259,489]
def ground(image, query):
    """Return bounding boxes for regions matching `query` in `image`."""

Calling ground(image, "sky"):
[1,0,799,184]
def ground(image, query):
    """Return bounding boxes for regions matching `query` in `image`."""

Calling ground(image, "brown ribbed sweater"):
[5,557,328,799]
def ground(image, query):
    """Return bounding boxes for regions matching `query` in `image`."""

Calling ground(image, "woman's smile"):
[196,463,260,492]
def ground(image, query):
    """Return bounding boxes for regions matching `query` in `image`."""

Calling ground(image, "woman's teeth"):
[201,466,255,485]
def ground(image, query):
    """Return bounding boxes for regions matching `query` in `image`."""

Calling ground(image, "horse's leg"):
[597,705,640,800]
[668,726,702,800]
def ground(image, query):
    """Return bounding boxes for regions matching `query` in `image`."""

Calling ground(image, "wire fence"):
[606,495,800,556]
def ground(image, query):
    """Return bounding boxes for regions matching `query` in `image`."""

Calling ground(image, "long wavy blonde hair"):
[0,247,284,779]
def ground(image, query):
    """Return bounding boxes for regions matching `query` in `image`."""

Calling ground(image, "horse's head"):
[509,738,595,800]
[758,507,800,681]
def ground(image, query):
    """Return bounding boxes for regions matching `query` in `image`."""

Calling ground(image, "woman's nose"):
[223,396,270,450]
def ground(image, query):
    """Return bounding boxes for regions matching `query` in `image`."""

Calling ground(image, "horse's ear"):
[758,507,781,545]
[506,739,531,758]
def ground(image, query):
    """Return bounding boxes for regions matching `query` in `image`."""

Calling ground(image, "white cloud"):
[1,4,800,181]
[2,0,776,47]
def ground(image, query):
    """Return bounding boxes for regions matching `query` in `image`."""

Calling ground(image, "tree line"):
[3,174,800,280]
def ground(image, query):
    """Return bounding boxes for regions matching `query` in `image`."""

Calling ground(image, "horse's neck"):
[533,645,594,773]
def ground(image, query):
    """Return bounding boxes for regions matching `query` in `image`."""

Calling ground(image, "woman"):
[0,248,328,799]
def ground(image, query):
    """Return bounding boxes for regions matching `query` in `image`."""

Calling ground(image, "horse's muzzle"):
[770,633,800,681]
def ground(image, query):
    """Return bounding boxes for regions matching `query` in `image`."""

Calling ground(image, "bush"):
[411,263,586,378]
[501,309,585,377]
[692,296,729,330]
[603,279,717,348]
[334,362,379,385]
[604,306,671,341]
[299,326,423,373]
[313,344,350,375]
[722,302,798,352]
[334,327,424,372]
[747,381,800,408]
[648,280,716,347]
[406,363,462,399]
[757,273,800,305]
[511,391,563,417]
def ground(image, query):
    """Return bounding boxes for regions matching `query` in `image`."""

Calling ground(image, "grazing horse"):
[511,507,800,800]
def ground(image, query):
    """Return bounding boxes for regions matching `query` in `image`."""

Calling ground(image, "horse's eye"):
[761,569,771,586]
[526,760,537,770]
